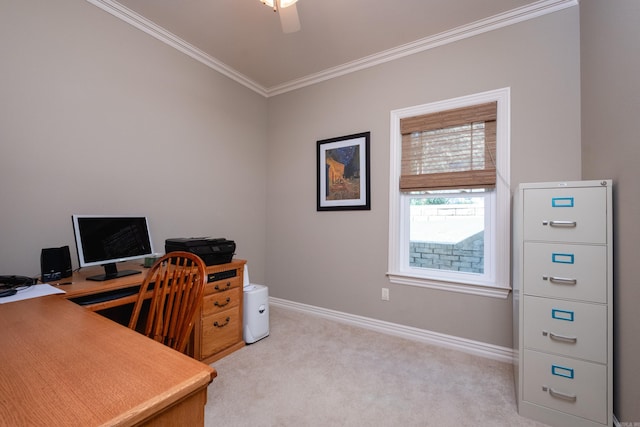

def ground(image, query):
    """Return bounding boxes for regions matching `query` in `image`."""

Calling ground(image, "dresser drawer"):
[523,296,607,363]
[205,276,241,295]
[200,309,242,359]
[523,242,607,303]
[201,287,241,317]
[523,186,607,244]
[523,349,607,425]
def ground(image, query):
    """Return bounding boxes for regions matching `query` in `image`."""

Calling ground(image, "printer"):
[165,237,235,266]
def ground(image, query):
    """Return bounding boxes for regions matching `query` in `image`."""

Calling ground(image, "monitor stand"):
[86,262,142,282]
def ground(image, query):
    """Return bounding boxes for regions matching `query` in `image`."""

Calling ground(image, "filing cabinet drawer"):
[205,276,241,295]
[524,242,607,303]
[201,287,241,317]
[523,186,607,244]
[523,349,607,425]
[200,309,242,359]
[523,296,607,363]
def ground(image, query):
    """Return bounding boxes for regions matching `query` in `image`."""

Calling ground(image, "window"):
[388,89,511,298]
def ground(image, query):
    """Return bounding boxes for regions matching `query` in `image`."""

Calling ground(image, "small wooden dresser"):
[192,259,246,364]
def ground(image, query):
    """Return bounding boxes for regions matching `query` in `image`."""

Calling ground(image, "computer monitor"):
[71,214,155,281]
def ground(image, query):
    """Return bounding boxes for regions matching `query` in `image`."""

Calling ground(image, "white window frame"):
[401,190,495,284]
[388,88,511,299]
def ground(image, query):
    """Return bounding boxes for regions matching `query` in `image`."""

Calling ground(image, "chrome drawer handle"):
[543,275,577,285]
[543,220,577,228]
[542,330,578,343]
[543,386,577,402]
[214,297,231,307]
[213,317,231,328]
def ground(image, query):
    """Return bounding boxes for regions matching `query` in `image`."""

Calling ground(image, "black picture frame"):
[317,132,371,211]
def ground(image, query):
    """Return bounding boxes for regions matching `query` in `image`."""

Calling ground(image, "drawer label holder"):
[552,197,575,207]
[551,364,575,379]
[551,308,575,321]
[552,253,575,264]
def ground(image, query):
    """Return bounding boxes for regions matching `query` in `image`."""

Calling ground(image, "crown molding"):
[85,0,269,97]
[87,0,577,98]
[267,0,578,96]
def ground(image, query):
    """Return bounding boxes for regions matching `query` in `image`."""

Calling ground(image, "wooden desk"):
[53,261,155,312]
[51,259,247,364]
[0,295,215,426]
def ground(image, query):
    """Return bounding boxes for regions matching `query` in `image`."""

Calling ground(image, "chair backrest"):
[128,251,207,354]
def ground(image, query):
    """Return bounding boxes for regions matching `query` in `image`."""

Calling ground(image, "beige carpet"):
[205,305,548,427]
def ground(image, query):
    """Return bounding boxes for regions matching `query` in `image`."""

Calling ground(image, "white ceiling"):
[90,0,576,96]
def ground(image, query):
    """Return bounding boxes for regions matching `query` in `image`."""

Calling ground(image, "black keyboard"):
[71,286,140,306]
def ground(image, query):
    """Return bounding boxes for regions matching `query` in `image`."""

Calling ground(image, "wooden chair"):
[128,251,207,354]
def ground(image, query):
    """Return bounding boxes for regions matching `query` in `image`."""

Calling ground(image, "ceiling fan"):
[260,0,301,33]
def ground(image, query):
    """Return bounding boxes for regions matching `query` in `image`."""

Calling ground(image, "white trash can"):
[243,284,269,344]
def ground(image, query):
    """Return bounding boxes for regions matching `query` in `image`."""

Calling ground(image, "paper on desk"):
[0,284,65,304]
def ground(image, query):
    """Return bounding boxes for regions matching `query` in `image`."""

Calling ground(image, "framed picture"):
[317,132,370,211]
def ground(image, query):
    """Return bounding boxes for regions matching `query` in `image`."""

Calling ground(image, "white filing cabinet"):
[513,180,613,427]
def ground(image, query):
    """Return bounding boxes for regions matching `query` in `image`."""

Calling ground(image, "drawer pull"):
[542,330,578,343]
[214,297,231,308]
[543,386,577,402]
[544,220,577,228]
[543,276,577,285]
[214,281,232,291]
[213,317,231,328]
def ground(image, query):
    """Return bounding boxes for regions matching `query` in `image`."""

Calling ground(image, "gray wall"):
[0,0,268,282]
[265,7,581,348]
[4,0,635,422]
[580,0,640,422]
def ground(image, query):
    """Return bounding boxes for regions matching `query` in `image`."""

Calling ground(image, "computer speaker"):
[41,245,72,282]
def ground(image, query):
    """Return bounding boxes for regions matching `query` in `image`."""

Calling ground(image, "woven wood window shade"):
[400,102,497,192]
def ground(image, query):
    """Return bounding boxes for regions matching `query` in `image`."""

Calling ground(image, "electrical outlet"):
[381,287,389,301]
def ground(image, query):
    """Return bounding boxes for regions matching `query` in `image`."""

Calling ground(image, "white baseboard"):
[269,297,514,364]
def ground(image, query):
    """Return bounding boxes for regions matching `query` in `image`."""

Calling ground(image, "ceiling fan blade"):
[279,3,300,33]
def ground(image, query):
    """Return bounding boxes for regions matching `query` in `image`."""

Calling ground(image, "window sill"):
[387,272,511,299]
